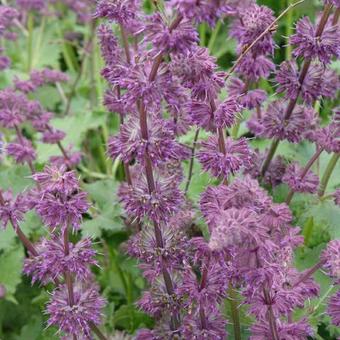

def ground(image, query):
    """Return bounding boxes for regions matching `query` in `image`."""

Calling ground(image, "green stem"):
[318,153,339,197]
[32,16,46,68]
[208,20,222,52]
[228,284,241,340]
[199,23,207,47]
[27,13,34,72]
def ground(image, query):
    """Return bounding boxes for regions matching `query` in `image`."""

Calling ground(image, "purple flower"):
[334,188,340,206]
[35,191,89,231]
[0,89,28,128]
[32,165,79,195]
[42,128,66,144]
[142,13,198,55]
[251,319,313,339]
[94,0,139,28]
[215,97,240,128]
[7,138,36,164]
[97,24,122,67]
[290,16,339,64]
[171,46,225,101]
[25,237,97,283]
[0,191,28,229]
[309,121,340,154]
[119,175,183,223]
[282,162,319,194]
[209,208,264,249]
[0,55,10,70]
[186,100,215,132]
[276,61,327,104]
[230,4,276,55]
[46,283,105,337]
[108,117,190,166]
[324,0,340,7]
[182,307,227,339]
[127,225,188,281]
[16,0,46,12]
[49,147,82,168]
[30,69,69,87]
[228,77,267,109]
[177,263,227,305]
[237,54,275,81]
[171,0,230,26]
[321,240,340,283]
[197,136,252,179]
[327,290,340,327]
[261,102,310,143]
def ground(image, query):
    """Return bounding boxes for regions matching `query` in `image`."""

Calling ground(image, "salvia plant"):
[0,0,339,339]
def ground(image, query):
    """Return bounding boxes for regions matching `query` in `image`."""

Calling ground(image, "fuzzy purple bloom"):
[186,100,215,132]
[142,13,198,55]
[230,4,276,55]
[35,191,89,231]
[0,191,28,229]
[7,138,36,164]
[282,162,319,194]
[334,188,340,206]
[215,97,240,128]
[0,89,28,128]
[46,283,105,337]
[237,54,275,81]
[42,128,66,144]
[290,16,339,64]
[197,136,253,179]
[261,102,310,143]
[25,237,97,283]
[108,117,190,166]
[119,175,183,223]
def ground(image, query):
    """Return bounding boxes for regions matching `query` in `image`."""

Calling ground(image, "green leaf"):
[36,111,106,163]
[0,165,33,194]
[0,246,24,302]
[83,179,119,210]
[113,305,153,332]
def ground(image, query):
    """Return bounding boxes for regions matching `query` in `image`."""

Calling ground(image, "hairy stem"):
[318,153,339,197]
[293,260,325,288]
[286,147,324,204]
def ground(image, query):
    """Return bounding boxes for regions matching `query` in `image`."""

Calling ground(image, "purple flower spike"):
[197,136,252,179]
